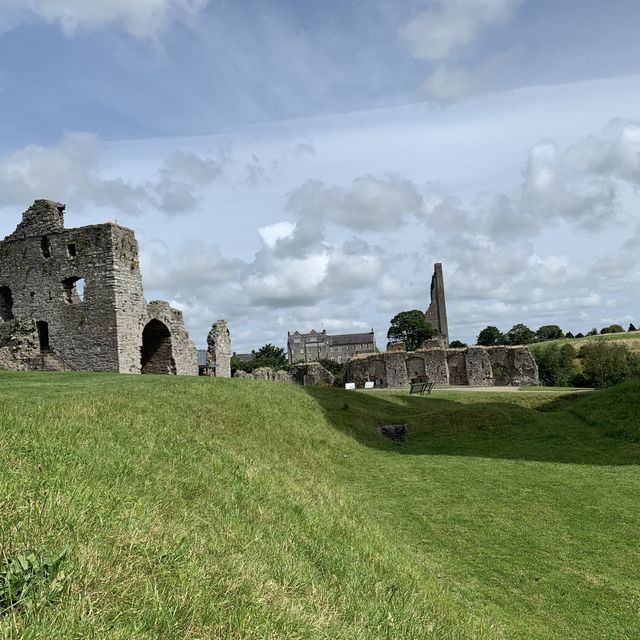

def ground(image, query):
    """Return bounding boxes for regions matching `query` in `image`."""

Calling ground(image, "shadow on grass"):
[302,386,640,466]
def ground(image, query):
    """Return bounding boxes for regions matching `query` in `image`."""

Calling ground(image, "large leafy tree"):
[536,325,564,341]
[387,310,437,351]
[505,323,535,345]
[254,344,288,369]
[476,326,504,346]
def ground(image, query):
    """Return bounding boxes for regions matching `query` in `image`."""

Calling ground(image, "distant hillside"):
[529,331,640,353]
[1,372,639,639]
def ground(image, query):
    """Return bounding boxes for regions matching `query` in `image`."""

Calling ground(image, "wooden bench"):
[409,381,435,396]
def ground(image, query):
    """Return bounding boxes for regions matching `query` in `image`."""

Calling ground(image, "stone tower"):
[206,319,231,377]
[0,200,197,375]
[424,263,449,346]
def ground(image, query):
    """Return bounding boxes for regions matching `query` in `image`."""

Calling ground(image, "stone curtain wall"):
[345,346,539,388]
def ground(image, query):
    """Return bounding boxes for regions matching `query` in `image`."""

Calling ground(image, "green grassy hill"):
[1,372,639,639]
[530,331,640,353]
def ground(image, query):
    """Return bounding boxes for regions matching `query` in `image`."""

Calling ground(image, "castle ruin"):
[0,200,198,375]
[345,346,539,388]
[425,262,449,345]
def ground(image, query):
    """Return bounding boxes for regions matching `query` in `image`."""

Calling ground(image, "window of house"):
[67,243,77,257]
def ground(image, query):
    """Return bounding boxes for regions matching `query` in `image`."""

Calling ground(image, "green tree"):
[565,331,574,339]
[601,324,624,334]
[629,323,637,332]
[449,340,467,348]
[387,310,437,351]
[505,323,535,345]
[253,344,288,370]
[476,326,504,346]
[534,343,577,387]
[586,328,598,336]
[536,325,564,341]
[579,341,640,388]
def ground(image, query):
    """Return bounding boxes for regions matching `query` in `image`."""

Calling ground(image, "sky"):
[1,0,639,350]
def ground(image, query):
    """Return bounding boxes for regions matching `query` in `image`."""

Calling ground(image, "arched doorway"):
[141,320,176,375]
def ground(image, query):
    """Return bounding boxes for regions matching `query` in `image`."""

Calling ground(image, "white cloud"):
[286,175,423,232]
[0,132,226,216]
[0,0,210,39]
[564,119,640,185]
[257,221,296,248]
[401,0,522,101]
[401,0,521,61]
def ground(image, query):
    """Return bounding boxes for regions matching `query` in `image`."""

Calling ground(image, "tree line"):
[476,322,637,346]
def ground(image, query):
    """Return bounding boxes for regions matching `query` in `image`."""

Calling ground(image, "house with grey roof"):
[287,329,376,364]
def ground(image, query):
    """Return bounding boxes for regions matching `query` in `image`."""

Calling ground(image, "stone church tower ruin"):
[424,262,449,346]
[0,200,197,375]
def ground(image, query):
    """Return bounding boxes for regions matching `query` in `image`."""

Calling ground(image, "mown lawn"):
[1,372,639,639]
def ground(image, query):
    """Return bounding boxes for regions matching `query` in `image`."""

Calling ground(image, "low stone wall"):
[345,346,538,388]
[232,362,334,387]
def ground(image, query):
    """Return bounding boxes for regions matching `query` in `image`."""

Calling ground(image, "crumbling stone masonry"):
[0,200,197,375]
[425,263,449,345]
[206,320,231,378]
[345,346,538,388]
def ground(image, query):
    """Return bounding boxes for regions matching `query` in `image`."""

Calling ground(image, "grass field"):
[1,372,639,639]
[530,330,640,353]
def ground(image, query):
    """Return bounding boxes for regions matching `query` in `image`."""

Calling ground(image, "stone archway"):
[141,319,176,375]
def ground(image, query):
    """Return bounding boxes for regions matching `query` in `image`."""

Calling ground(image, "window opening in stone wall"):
[62,276,85,303]
[0,287,14,322]
[36,321,50,351]
[40,236,51,258]
[141,319,176,375]
[67,243,77,257]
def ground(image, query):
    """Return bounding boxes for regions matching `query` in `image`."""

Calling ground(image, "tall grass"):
[1,372,639,638]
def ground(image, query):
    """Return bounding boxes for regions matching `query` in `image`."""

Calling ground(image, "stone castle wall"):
[345,346,538,388]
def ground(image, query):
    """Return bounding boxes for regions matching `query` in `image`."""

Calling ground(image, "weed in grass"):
[0,548,68,614]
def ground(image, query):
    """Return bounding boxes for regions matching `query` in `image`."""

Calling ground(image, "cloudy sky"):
[1,0,639,350]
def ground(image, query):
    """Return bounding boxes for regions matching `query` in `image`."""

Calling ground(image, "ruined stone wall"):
[0,200,198,376]
[146,301,198,376]
[206,320,231,378]
[111,226,148,373]
[345,346,538,388]
[487,346,539,386]
[0,202,124,371]
[424,263,449,345]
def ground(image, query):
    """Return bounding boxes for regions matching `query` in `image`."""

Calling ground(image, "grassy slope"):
[1,373,639,639]
[530,331,640,353]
